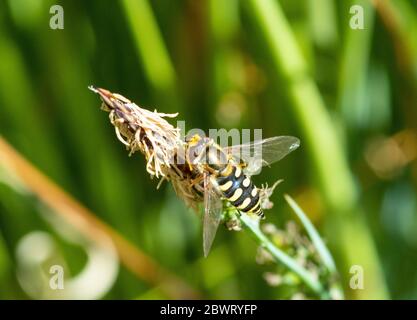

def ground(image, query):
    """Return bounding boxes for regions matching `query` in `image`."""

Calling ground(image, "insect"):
[89,86,300,257]
[184,134,300,257]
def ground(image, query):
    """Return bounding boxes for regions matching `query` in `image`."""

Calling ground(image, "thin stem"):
[238,213,331,300]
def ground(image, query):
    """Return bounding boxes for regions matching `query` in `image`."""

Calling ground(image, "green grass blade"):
[121,0,177,105]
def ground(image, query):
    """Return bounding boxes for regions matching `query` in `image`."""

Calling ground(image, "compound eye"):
[184,134,193,143]
[185,134,201,144]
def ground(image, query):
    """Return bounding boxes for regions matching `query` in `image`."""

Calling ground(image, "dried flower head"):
[89,86,203,210]
[89,86,180,178]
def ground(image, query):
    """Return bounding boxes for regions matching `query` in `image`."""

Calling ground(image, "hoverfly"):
[89,86,300,257]
[184,134,300,257]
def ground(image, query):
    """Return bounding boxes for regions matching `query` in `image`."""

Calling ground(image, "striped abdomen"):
[216,164,264,218]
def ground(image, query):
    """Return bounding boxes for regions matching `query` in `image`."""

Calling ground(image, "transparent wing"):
[203,173,223,257]
[223,136,300,176]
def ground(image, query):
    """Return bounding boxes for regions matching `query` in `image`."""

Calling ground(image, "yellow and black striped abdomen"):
[216,165,264,218]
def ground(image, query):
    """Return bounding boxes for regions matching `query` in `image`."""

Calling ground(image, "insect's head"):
[185,134,209,165]
[88,86,131,112]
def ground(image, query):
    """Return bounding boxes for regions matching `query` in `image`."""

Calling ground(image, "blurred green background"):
[0,0,417,299]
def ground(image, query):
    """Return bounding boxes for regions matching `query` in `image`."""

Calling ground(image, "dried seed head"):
[89,86,180,178]
[90,86,203,210]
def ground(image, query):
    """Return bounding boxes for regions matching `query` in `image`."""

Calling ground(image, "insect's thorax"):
[205,143,229,173]
[186,136,228,173]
